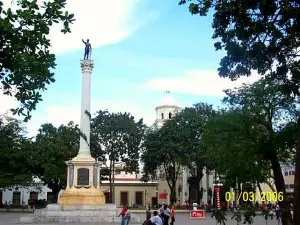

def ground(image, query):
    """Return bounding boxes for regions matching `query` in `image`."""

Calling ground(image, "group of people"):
[119,203,175,225]
[145,203,175,225]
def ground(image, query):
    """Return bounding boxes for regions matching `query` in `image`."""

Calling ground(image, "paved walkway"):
[0,212,280,225]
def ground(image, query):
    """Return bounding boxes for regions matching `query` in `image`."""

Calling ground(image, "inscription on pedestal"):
[77,168,89,185]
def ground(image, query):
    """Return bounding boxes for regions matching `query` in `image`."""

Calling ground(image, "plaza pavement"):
[0,211,280,225]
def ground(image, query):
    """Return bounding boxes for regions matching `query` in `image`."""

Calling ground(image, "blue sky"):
[1,0,259,136]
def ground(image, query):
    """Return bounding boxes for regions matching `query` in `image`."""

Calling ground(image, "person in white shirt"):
[150,211,163,225]
[125,208,131,225]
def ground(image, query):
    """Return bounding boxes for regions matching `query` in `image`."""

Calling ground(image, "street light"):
[213,174,223,209]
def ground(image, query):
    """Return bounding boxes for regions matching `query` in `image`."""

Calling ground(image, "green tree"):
[0,115,32,189]
[0,0,75,121]
[91,110,146,203]
[29,121,79,202]
[203,79,297,224]
[166,103,216,204]
[141,126,182,204]
[179,1,300,224]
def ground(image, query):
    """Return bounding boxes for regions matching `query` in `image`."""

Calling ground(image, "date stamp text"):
[225,191,283,202]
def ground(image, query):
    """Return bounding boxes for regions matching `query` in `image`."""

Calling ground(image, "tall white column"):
[78,59,94,156]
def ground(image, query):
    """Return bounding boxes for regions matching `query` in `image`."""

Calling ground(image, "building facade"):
[1,177,55,206]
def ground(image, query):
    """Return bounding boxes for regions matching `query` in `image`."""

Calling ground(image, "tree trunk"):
[269,151,292,225]
[50,179,61,203]
[188,177,201,204]
[293,115,300,225]
[109,161,113,203]
[257,180,262,193]
[112,160,115,204]
[265,180,276,192]
[170,185,177,205]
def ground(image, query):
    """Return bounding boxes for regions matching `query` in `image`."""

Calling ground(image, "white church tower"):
[154,91,180,129]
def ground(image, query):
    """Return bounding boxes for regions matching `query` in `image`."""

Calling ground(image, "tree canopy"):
[203,79,297,223]
[141,124,182,204]
[28,121,79,202]
[0,115,32,189]
[0,0,75,121]
[91,110,146,203]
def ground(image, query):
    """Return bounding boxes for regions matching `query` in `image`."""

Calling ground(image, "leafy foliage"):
[91,110,146,202]
[203,79,296,223]
[231,209,242,225]
[211,209,227,225]
[0,115,32,189]
[141,124,182,204]
[0,0,75,121]
[179,0,300,96]
[243,207,256,224]
[162,103,217,203]
[29,121,79,202]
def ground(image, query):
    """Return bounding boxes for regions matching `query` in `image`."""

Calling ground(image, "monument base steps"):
[20,204,141,224]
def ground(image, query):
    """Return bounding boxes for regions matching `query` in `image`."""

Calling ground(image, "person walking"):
[125,207,131,225]
[162,204,170,225]
[118,205,127,225]
[146,204,151,220]
[170,205,175,225]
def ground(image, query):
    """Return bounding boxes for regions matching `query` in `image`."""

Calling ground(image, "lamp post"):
[213,174,223,209]
[155,190,158,208]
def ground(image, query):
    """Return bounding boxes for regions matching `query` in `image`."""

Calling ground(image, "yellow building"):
[100,163,185,207]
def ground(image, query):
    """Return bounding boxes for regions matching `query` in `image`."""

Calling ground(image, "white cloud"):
[142,70,262,96]
[26,99,155,137]
[0,93,17,115]
[2,0,150,54]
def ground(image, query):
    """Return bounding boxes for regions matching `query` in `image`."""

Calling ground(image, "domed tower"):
[154,91,180,129]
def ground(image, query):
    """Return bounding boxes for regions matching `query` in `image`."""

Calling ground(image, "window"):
[285,171,288,176]
[289,184,295,188]
[135,191,143,205]
[12,191,21,205]
[30,192,38,200]
[169,112,172,119]
[289,171,292,175]
[161,113,164,119]
[292,171,295,175]
[285,184,289,188]
[120,192,128,206]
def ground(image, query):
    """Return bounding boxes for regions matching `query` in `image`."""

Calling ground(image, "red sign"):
[214,187,220,192]
[190,210,205,219]
[159,193,167,199]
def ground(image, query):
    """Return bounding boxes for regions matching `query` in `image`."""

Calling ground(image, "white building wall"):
[2,184,52,204]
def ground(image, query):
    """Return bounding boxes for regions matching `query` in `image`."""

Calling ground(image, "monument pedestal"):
[59,155,105,205]
[20,204,141,224]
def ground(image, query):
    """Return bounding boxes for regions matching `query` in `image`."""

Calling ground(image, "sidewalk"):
[0,208,191,213]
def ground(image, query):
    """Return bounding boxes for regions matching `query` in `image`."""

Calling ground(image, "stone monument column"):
[58,58,105,205]
[78,60,93,156]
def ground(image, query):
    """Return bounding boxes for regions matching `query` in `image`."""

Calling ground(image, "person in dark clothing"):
[162,204,170,225]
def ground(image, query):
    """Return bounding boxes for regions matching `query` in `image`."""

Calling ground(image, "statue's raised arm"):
[82,39,91,60]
